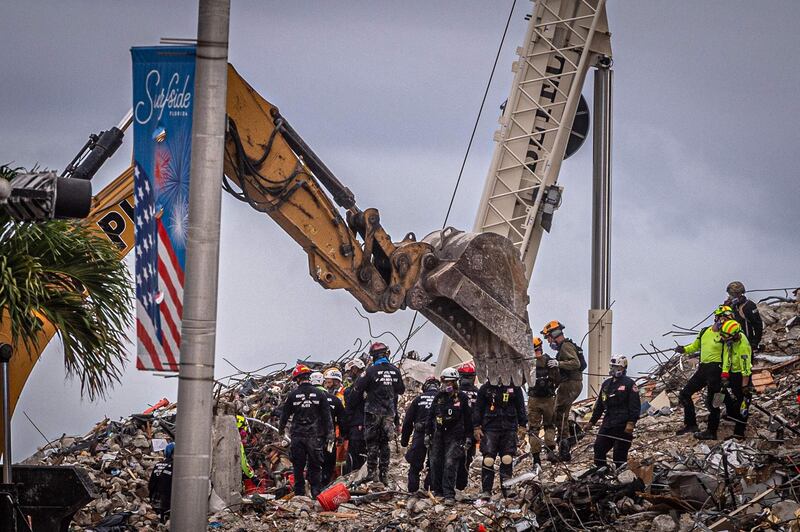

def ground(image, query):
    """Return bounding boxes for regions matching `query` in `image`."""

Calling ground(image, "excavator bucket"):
[415,228,535,386]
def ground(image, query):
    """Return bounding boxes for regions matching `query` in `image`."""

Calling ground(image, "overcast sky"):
[3,1,799,458]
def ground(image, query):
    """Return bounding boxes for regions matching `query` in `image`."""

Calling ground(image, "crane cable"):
[442,0,518,229]
[401,0,518,359]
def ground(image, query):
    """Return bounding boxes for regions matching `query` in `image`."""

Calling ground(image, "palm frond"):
[0,211,133,400]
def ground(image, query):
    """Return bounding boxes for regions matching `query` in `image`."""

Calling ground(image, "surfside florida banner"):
[131,46,196,371]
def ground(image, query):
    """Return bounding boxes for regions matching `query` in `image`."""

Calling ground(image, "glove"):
[326,437,335,452]
[624,422,635,434]
[473,427,483,442]
[424,434,431,448]
[547,359,559,368]
[675,345,685,354]
[280,437,290,447]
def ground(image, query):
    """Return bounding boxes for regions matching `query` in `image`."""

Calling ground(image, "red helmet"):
[457,361,476,376]
[292,364,312,380]
[369,342,390,357]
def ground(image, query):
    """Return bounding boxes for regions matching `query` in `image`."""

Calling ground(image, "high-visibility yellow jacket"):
[722,337,752,376]
[682,327,723,364]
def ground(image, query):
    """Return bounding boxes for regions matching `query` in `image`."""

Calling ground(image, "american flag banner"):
[131,46,196,371]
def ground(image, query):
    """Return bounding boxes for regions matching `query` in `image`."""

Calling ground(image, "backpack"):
[564,338,587,372]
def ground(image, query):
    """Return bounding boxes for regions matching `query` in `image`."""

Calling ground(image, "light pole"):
[170,0,230,529]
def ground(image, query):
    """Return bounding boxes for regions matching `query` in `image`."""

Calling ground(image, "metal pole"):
[170,0,230,529]
[1,344,12,484]
[588,59,613,397]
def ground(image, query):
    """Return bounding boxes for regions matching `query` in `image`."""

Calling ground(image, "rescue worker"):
[719,320,753,439]
[344,358,366,388]
[674,307,727,440]
[473,377,527,498]
[542,320,584,461]
[148,442,174,523]
[587,355,640,469]
[527,336,560,465]
[236,415,257,492]
[352,342,405,485]
[278,364,334,497]
[427,368,473,504]
[324,368,346,401]
[456,361,480,491]
[400,376,439,493]
[343,363,367,474]
[324,367,348,477]
[311,371,346,485]
[724,281,763,349]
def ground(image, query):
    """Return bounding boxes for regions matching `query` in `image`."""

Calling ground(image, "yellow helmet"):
[541,320,565,337]
[714,305,734,317]
[532,336,543,350]
[720,320,742,339]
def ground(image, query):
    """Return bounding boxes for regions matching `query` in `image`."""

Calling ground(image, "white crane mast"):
[438,0,612,394]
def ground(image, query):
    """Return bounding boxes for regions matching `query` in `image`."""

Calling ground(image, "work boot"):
[364,468,378,484]
[379,471,389,487]
[532,452,541,466]
[546,449,559,463]
[479,491,492,500]
[675,425,699,436]
[694,429,718,441]
[558,440,571,462]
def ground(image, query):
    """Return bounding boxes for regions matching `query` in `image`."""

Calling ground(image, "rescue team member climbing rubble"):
[352,342,405,486]
[527,336,560,466]
[674,306,728,440]
[473,373,527,498]
[456,361,480,491]
[148,442,174,523]
[401,376,439,493]
[587,355,640,469]
[724,281,763,349]
[427,367,473,504]
[279,364,334,497]
[542,320,584,461]
[720,319,753,439]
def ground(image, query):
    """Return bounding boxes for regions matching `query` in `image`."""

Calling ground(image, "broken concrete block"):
[651,514,677,532]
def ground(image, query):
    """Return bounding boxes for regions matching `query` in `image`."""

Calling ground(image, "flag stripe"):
[159,301,181,369]
[137,320,165,371]
[157,222,185,285]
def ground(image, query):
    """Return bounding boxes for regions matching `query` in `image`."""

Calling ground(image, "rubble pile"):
[24,292,800,530]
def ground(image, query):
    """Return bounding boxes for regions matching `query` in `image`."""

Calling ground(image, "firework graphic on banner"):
[132,46,196,371]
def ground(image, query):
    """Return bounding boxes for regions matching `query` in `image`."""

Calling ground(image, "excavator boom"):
[223,65,534,384]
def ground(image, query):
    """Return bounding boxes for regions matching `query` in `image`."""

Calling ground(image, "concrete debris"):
[22,296,800,530]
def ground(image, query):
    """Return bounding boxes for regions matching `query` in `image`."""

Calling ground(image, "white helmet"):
[309,371,324,386]
[440,367,459,381]
[323,368,343,382]
[609,355,628,369]
[345,358,365,372]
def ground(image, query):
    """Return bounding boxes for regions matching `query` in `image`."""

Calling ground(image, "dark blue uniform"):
[427,390,473,500]
[590,375,640,468]
[473,383,527,494]
[456,380,479,490]
[400,388,437,492]
[343,384,366,474]
[278,382,334,496]
[352,360,405,481]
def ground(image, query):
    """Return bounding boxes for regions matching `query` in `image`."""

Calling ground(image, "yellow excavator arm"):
[3,66,537,452]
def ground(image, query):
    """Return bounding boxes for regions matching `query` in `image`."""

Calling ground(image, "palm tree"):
[0,164,132,400]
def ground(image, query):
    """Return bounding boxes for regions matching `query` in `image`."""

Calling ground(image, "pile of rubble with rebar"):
[23,290,800,531]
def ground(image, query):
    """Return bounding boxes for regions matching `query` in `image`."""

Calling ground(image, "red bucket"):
[316,482,350,511]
